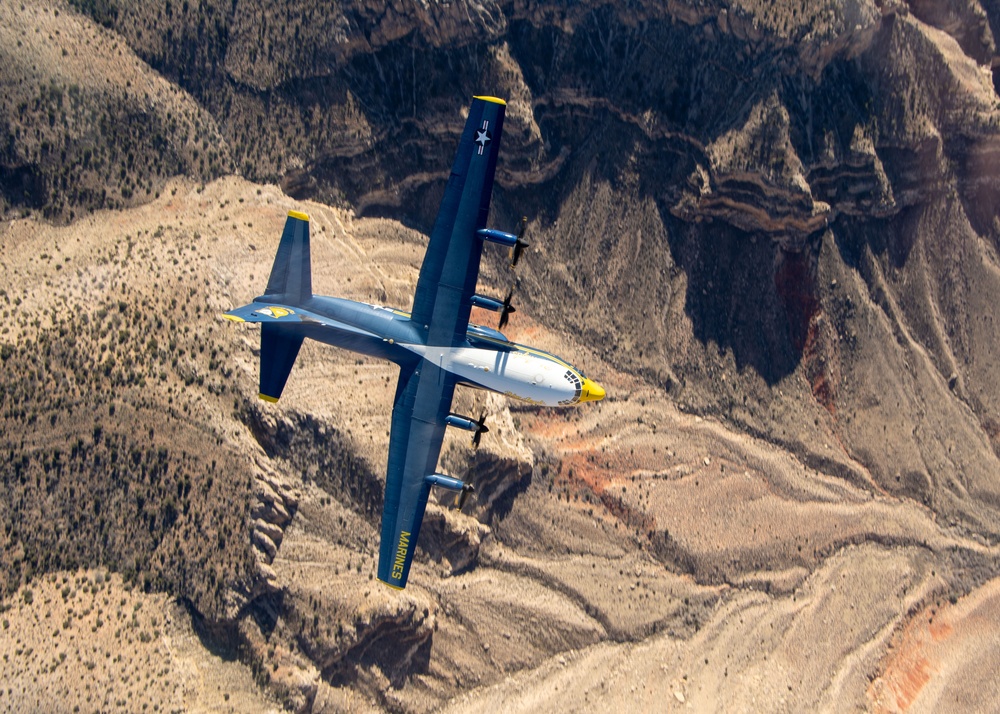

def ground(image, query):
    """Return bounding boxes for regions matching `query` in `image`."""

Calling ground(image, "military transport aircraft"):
[224,96,605,589]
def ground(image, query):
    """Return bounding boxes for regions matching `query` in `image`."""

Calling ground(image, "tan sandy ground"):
[868,576,1000,713]
[0,570,278,714]
[3,176,1000,712]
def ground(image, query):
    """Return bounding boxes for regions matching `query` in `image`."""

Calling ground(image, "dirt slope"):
[2,177,998,711]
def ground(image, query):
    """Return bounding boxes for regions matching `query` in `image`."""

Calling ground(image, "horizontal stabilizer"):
[223,303,301,323]
[259,322,303,402]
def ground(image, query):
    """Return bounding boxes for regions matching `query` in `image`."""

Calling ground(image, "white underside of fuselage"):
[403,344,581,407]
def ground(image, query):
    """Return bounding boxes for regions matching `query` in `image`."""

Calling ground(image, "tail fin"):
[256,210,310,401]
[263,210,312,305]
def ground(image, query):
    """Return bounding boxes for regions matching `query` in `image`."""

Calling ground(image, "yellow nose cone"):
[579,378,606,403]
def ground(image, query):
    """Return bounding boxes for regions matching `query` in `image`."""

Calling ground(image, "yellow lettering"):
[391,531,411,580]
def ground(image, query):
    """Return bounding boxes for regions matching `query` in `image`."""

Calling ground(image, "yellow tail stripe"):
[287,210,309,221]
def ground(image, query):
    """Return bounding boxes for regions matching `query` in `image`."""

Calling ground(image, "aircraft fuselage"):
[244,294,604,407]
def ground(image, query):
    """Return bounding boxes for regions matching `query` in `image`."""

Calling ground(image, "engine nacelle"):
[470,294,504,312]
[445,414,479,432]
[424,473,466,492]
[476,228,518,247]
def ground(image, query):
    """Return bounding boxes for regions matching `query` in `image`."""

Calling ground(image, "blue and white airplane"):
[225,96,605,589]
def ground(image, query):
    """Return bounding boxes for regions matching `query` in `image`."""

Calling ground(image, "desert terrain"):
[3,1,1000,712]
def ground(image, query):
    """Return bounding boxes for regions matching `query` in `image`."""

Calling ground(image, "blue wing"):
[410,96,506,347]
[376,362,457,588]
[377,96,506,589]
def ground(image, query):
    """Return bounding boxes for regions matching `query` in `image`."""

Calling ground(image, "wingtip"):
[258,393,280,403]
[473,95,506,106]
[287,209,310,221]
[378,578,405,591]
[222,313,245,323]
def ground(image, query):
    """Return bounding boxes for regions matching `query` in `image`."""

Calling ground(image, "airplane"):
[224,96,605,589]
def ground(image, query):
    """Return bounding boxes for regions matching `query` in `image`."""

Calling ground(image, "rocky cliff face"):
[3,0,1000,712]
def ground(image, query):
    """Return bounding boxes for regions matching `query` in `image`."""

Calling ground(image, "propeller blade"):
[510,216,529,269]
[510,238,530,269]
[471,411,489,449]
[498,288,516,330]
[457,483,476,511]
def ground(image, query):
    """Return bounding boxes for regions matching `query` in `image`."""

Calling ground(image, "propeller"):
[471,410,489,449]
[510,216,529,269]
[457,482,476,511]
[498,288,516,330]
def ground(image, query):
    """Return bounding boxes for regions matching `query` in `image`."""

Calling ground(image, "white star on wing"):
[476,129,490,146]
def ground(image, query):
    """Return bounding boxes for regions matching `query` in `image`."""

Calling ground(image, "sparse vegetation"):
[0,225,256,618]
[0,570,275,710]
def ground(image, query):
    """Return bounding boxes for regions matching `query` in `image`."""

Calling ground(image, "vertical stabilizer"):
[263,210,312,305]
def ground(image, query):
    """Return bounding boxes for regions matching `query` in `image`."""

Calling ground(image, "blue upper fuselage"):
[250,293,514,367]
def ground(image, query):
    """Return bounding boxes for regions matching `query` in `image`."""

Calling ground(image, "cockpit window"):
[561,370,583,405]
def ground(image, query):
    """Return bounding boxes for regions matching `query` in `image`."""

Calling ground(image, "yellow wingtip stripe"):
[378,578,404,590]
[287,210,310,221]
[222,313,245,322]
[473,95,506,106]
[259,393,279,403]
